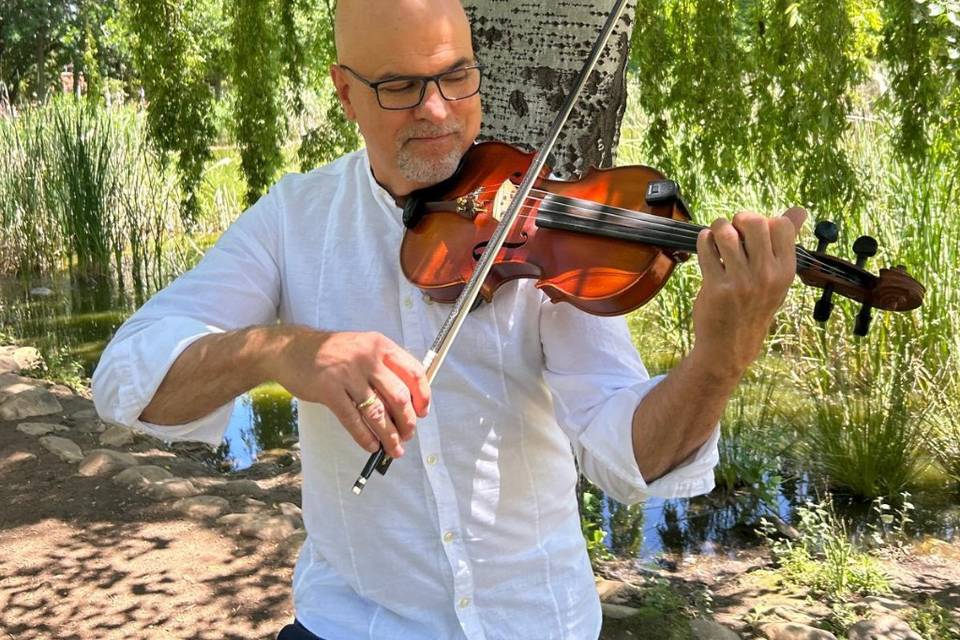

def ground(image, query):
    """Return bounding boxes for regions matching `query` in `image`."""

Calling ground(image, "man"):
[92,0,805,638]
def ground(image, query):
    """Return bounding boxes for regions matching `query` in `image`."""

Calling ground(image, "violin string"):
[517,201,863,287]
[466,190,864,286]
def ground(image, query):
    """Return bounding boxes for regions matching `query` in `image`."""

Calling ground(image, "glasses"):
[338,64,483,110]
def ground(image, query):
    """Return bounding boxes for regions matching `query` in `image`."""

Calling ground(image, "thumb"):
[782,206,808,234]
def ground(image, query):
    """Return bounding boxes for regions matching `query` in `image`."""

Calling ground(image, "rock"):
[113,465,174,487]
[12,347,43,371]
[217,513,301,542]
[243,498,268,513]
[99,425,135,447]
[760,605,821,627]
[71,408,98,421]
[145,478,200,501]
[601,603,642,620]
[29,287,53,297]
[37,435,84,463]
[846,616,922,640]
[274,529,307,565]
[48,384,77,400]
[277,502,302,519]
[0,355,19,375]
[859,596,911,615]
[689,618,740,640]
[74,419,107,434]
[6,451,38,465]
[760,623,838,640]
[78,450,139,477]
[17,422,68,436]
[174,496,230,520]
[596,578,630,603]
[0,374,63,420]
[213,479,264,497]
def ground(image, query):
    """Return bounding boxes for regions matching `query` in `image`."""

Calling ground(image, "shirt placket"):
[394,261,488,640]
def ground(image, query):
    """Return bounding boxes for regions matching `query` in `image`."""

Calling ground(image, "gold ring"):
[355,394,379,411]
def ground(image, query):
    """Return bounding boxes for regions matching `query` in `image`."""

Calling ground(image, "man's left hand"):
[690,207,807,382]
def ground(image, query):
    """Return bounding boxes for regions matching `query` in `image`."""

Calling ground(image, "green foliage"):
[123,0,220,223]
[298,93,361,171]
[229,0,286,205]
[579,486,613,564]
[758,497,892,599]
[22,344,87,391]
[905,598,960,640]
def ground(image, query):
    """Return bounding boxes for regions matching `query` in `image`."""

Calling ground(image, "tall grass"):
[0,97,183,290]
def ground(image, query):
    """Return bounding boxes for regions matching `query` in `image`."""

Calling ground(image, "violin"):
[399,140,925,336]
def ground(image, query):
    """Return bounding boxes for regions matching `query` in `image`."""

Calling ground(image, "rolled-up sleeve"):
[539,298,719,505]
[92,187,283,447]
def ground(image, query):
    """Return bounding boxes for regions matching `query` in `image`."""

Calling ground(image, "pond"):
[2,275,957,564]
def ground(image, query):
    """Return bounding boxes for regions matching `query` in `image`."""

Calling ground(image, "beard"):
[395,121,465,186]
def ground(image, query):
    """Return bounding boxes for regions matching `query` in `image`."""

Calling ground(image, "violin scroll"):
[798,220,925,336]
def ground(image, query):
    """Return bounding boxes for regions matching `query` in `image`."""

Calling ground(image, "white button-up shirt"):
[92,149,719,640]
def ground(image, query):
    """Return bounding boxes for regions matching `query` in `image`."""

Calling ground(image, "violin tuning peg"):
[813,220,839,253]
[813,289,835,323]
[852,235,878,268]
[854,302,873,337]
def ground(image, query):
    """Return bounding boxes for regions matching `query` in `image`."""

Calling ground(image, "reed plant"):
[0,98,184,292]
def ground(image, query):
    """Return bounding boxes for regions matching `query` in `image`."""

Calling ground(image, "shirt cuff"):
[576,375,719,504]
[93,316,234,447]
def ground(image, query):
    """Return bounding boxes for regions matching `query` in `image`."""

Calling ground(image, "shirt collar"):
[361,149,404,225]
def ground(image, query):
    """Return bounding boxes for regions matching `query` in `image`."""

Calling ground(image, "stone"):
[6,451,38,465]
[276,502,303,528]
[78,450,139,477]
[71,408,98,421]
[860,596,911,615]
[760,623,838,640]
[601,603,642,620]
[596,578,630,603]
[74,419,107,434]
[29,287,53,297]
[213,479,264,497]
[846,616,922,640]
[174,495,230,520]
[0,374,63,421]
[217,513,301,542]
[37,435,84,463]
[145,478,200,500]
[113,465,174,486]
[99,425,135,447]
[0,355,19,375]
[17,422,68,436]
[12,347,42,371]
[689,618,740,640]
[274,529,307,565]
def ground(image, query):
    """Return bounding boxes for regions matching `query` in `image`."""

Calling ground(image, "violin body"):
[401,141,693,315]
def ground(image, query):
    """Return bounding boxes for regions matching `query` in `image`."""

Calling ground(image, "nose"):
[414,80,451,122]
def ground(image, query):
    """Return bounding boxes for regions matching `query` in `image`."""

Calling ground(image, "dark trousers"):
[277,620,324,640]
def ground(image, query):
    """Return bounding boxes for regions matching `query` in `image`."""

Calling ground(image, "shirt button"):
[458,597,471,608]
[421,293,434,305]
[443,531,456,544]
[426,454,438,465]
[403,296,413,309]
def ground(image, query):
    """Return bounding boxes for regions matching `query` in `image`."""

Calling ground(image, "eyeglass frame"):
[337,63,484,111]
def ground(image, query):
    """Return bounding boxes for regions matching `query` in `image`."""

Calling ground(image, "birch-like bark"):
[463,0,639,178]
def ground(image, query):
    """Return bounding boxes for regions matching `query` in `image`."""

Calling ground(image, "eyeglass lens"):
[377,67,481,110]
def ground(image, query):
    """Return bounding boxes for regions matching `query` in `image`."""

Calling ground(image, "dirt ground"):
[0,391,299,640]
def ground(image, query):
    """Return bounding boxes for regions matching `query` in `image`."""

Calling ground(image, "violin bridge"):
[492,180,519,222]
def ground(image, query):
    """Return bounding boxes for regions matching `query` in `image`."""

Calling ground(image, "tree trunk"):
[463,0,638,179]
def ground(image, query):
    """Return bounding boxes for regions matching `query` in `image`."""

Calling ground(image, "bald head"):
[335,0,473,69]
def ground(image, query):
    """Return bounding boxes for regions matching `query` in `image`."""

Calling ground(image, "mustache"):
[399,122,462,144]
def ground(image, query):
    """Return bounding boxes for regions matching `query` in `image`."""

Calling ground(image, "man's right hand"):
[266,327,431,459]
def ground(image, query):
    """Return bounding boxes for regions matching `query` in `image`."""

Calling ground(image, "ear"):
[330,65,357,121]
